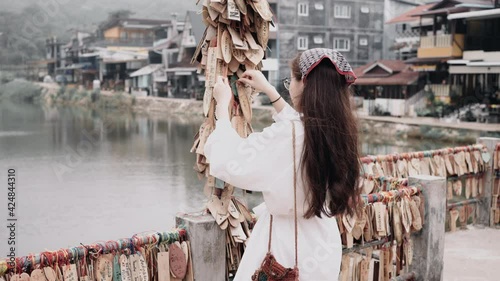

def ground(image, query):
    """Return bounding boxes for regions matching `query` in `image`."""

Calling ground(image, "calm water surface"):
[0,101,462,256]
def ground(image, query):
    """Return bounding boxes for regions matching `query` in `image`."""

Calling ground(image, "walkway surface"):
[358,114,500,132]
[444,226,500,281]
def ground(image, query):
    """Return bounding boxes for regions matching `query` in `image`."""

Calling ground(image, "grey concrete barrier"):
[176,213,226,281]
[409,175,447,281]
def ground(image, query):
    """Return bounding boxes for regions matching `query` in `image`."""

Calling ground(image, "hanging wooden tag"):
[359,258,369,281]
[169,243,187,279]
[404,197,413,232]
[456,152,465,176]
[392,203,403,245]
[228,200,240,220]
[184,242,194,281]
[232,49,246,63]
[119,255,132,281]
[363,179,375,194]
[78,258,92,281]
[447,181,453,200]
[19,273,30,281]
[55,263,65,281]
[407,159,417,177]
[207,5,219,21]
[157,250,169,281]
[342,212,356,234]
[410,198,422,231]
[377,250,385,281]
[453,180,462,196]
[221,30,233,64]
[10,275,21,281]
[445,155,455,176]
[209,1,226,14]
[363,206,373,242]
[236,83,252,123]
[254,16,269,49]
[136,252,148,281]
[420,158,431,175]
[465,178,471,199]
[449,209,459,232]
[207,195,227,225]
[202,89,212,117]
[30,269,45,281]
[481,150,490,163]
[43,267,57,281]
[195,122,209,155]
[63,264,78,281]
[206,47,217,88]
[216,59,228,78]
[129,254,141,281]
[243,32,259,50]
[227,0,241,21]
[234,0,247,15]
[464,151,473,173]
[470,150,479,174]
[397,159,407,178]
[373,202,385,234]
[473,150,483,170]
[372,161,382,177]
[95,254,113,281]
[404,237,414,266]
[112,255,121,281]
[251,0,273,21]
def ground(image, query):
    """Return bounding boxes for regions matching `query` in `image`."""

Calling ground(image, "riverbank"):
[2,80,497,144]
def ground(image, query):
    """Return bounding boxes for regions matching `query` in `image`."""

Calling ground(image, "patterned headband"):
[299,48,357,85]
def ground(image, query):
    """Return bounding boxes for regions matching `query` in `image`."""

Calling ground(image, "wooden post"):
[409,175,446,281]
[176,213,225,281]
[477,137,500,226]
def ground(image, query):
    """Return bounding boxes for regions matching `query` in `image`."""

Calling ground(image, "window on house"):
[298,3,309,16]
[334,5,351,19]
[334,38,350,51]
[298,36,308,50]
[359,38,368,46]
[313,36,323,44]
[315,3,324,10]
[361,6,370,14]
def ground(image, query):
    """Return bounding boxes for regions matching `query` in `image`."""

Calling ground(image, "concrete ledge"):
[176,212,225,281]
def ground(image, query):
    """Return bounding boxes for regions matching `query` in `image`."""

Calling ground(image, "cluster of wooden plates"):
[190,0,274,277]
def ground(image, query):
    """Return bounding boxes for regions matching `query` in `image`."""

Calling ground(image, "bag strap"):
[267,120,299,267]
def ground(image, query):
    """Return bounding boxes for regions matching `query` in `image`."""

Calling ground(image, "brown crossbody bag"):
[251,121,299,281]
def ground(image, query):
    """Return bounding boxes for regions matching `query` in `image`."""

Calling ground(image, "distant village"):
[22,0,500,123]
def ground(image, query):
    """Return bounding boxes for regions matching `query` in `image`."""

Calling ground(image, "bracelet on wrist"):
[270,96,282,104]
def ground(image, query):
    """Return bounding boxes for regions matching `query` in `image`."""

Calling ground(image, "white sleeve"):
[204,105,297,192]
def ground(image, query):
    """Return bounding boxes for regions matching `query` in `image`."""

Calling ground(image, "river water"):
[0,101,469,257]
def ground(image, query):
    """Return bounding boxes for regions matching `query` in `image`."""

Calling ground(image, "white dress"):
[204,103,342,281]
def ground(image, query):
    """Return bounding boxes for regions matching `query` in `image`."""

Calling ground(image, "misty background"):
[0,0,198,64]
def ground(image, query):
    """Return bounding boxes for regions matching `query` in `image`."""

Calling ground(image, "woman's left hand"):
[213,76,232,107]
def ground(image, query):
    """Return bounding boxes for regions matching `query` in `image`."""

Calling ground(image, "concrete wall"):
[374,98,406,116]
[383,0,421,60]
[277,0,386,80]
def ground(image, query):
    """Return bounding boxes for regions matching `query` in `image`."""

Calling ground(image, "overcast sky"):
[0,0,199,25]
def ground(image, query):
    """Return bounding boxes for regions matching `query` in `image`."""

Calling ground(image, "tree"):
[108,9,134,20]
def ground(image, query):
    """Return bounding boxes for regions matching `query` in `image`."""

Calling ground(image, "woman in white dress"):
[204,48,360,280]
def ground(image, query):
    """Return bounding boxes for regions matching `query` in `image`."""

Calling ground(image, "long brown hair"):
[291,54,360,219]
